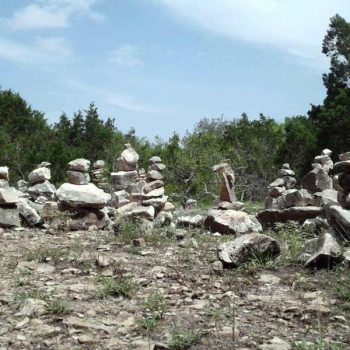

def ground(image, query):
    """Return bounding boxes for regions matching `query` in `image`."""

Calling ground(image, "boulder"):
[56,183,108,209]
[28,167,51,184]
[68,158,90,172]
[218,233,280,268]
[0,206,21,228]
[17,198,42,227]
[305,232,343,268]
[27,181,56,201]
[282,189,316,208]
[0,187,24,205]
[301,168,332,192]
[111,171,138,191]
[121,144,139,166]
[66,171,90,185]
[205,209,262,235]
[0,166,9,181]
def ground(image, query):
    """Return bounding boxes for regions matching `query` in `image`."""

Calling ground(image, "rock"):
[149,156,162,164]
[143,180,164,194]
[27,181,56,201]
[322,148,332,156]
[282,163,290,169]
[279,169,295,176]
[0,206,21,228]
[212,163,236,203]
[17,298,47,317]
[325,204,350,241]
[338,172,350,192]
[269,186,285,197]
[111,171,138,191]
[143,196,168,209]
[17,180,28,192]
[205,209,262,235]
[314,189,338,206]
[301,168,332,192]
[302,217,329,232]
[18,198,42,226]
[121,143,139,166]
[257,207,324,227]
[28,167,51,184]
[218,233,280,268]
[0,179,9,188]
[93,160,105,169]
[211,261,224,275]
[269,178,284,187]
[133,238,146,247]
[282,189,316,208]
[56,183,108,209]
[334,160,350,174]
[67,209,109,230]
[258,337,291,350]
[116,202,138,216]
[147,170,163,181]
[305,232,343,268]
[154,211,173,227]
[143,187,165,198]
[339,152,350,161]
[68,158,90,172]
[116,157,136,171]
[177,215,204,228]
[217,201,244,210]
[163,202,175,211]
[283,176,297,190]
[0,166,9,181]
[0,187,24,204]
[66,171,90,185]
[111,190,130,208]
[185,198,197,210]
[131,205,155,220]
[150,163,166,172]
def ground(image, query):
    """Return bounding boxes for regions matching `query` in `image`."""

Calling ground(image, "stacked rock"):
[301,149,333,193]
[334,152,350,209]
[0,166,9,188]
[26,162,56,203]
[265,163,297,209]
[91,160,109,192]
[56,158,109,230]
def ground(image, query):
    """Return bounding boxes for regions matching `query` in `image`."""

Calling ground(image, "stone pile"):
[265,163,297,209]
[56,158,109,230]
[25,162,56,203]
[111,144,174,224]
[204,162,262,235]
[91,160,109,192]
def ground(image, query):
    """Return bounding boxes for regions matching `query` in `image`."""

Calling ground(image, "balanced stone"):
[147,170,163,181]
[149,163,166,172]
[121,143,139,167]
[67,171,90,185]
[68,158,90,172]
[93,160,105,169]
[28,167,51,184]
[149,156,162,164]
[27,181,56,201]
[0,167,9,181]
[111,171,138,191]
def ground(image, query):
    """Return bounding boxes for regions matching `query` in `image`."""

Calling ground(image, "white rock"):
[68,158,90,172]
[28,167,51,184]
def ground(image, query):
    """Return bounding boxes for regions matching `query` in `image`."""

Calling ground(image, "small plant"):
[14,290,45,309]
[114,217,140,244]
[137,316,158,350]
[96,275,135,299]
[24,246,65,264]
[46,298,71,315]
[169,328,200,350]
[143,291,166,319]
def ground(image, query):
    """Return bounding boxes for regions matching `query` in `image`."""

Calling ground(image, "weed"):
[143,291,166,319]
[24,246,65,264]
[46,298,71,315]
[168,328,200,350]
[96,275,135,299]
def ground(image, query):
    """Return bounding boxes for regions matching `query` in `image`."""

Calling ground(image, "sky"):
[0,0,349,140]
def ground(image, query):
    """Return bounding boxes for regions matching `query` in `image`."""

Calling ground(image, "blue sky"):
[0,0,349,140]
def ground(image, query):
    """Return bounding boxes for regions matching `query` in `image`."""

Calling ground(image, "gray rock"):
[56,183,108,209]
[147,170,163,181]
[0,179,9,189]
[93,160,105,169]
[338,172,350,191]
[111,171,138,191]
[18,198,42,226]
[322,148,332,157]
[116,156,137,171]
[66,170,90,185]
[121,143,139,166]
[111,190,130,208]
[131,205,155,220]
[279,169,295,176]
[68,158,90,172]
[28,167,51,184]
[269,178,284,187]
[205,209,262,235]
[282,189,316,208]
[0,206,21,228]
[0,166,9,181]
[258,337,291,350]
[154,211,173,227]
[17,180,28,192]
[143,196,168,209]
[218,232,280,268]
[27,180,56,201]
[185,198,197,210]
[325,204,350,241]
[67,209,109,230]
[143,180,164,194]
[269,186,285,197]
[339,152,350,161]
[163,202,175,211]
[149,156,162,164]
[305,232,343,268]
[217,201,244,210]
[314,189,338,206]
[301,168,333,192]
[334,160,350,174]
[177,214,205,228]
[283,176,297,190]
[143,187,165,198]
[0,187,24,204]
[149,163,166,172]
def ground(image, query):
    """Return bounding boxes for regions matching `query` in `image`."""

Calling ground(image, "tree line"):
[1,14,349,204]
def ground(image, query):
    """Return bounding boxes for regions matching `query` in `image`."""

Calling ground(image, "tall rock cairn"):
[56,158,109,230]
[26,162,56,203]
[91,160,109,192]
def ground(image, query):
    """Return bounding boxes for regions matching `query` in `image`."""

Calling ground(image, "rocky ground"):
[1,215,350,350]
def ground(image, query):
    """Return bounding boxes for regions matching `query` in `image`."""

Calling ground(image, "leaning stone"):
[149,156,162,164]
[111,171,138,191]
[28,167,51,184]
[0,166,9,181]
[27,181,56,201]
[143,180,164,194]
[205,209,262,235]
[305,232,343,269]
[131,205,155,220]
[0,206,21,228]
[325,204,350,241]
[66,171,90,185]
[121,144,139,166]
[56,183,108,209]
[68,158,90,172]
[218,233,280,268]
[0,187,24,204]
[18,198,42,227]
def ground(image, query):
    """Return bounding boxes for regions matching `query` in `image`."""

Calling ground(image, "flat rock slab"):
[205,209,262,235]
[0,206,21,228]
[257,206,324,227]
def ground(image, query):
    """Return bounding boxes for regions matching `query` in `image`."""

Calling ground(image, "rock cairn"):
[265,163,297,209]
[301,149,333,193]
[56,158,109,230]
[91,160,109,192]
[25,162,56,203]
[111,144,174,224]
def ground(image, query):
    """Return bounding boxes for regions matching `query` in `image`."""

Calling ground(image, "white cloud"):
[108,44,143,67]
[0,36,72,64]
[3,0,104,30]
[156,0,350,66]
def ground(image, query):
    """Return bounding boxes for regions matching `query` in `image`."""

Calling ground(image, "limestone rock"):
[111,171,138,191]
[305,232,343,268]
[217,201,244,210]
[0,166,9,181]
[149,156,162,164]
[301,167,332,192]
[143,196,168,209]
[0,187,24,204]
[27,180,56,201]
[68,158,90,172]
[56,183,108,209]
[218,233,280,268]
[212,163,236,203]
[269,178,284,187]
[163,202,175,211]
[143,180,164,194]
[147,170,163,181]
[282,189,316,208]
[121,144,139,166]
[0,206,21,228]
[131,205,155,220]
[18,198,42,227]
[116,157,136,171]
[28,167,51,184]
[66,171,90,185]
[143,187,164,198]
[111,190,130,208]
[205,209,262,235]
